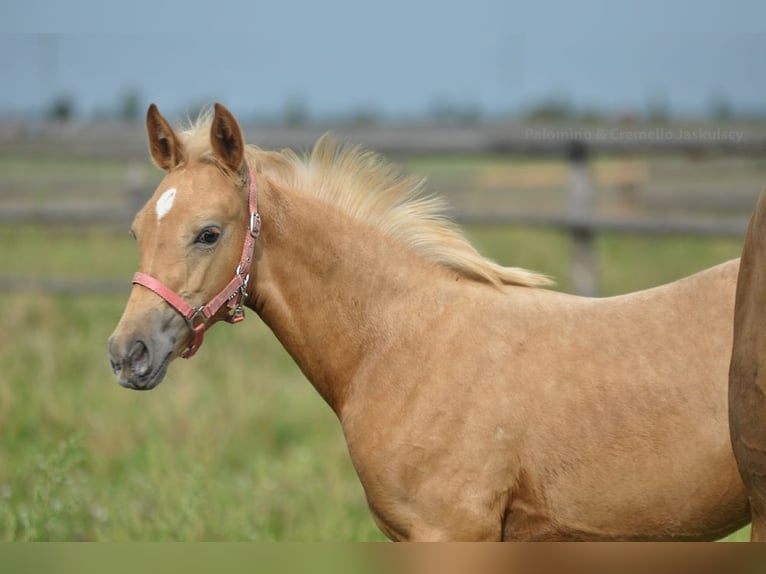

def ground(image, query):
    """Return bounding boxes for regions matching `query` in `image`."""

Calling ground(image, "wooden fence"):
[3,121,766,159]
[2,123,763,296]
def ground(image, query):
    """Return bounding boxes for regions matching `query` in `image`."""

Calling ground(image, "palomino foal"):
[109,103,749,540]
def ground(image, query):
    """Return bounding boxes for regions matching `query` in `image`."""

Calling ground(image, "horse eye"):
[195,228,221,245]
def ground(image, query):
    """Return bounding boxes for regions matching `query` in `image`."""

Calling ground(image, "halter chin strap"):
[132,167,261,359]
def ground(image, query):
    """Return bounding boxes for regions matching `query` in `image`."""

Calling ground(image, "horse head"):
[108,103,257,390]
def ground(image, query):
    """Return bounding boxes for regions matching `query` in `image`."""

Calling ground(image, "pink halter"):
[132,168,261,359]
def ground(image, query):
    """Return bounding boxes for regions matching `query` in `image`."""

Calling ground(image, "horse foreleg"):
[730,384,766,542]
[745,479,766,541]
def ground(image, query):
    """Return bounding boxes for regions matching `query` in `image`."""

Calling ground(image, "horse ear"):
[146,104,186,171]
[210,103,245,173]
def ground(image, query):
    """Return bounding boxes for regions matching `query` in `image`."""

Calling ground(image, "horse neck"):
[248,180,445,415]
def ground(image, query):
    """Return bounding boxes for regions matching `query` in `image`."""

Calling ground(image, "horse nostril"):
[129,340,151,377]
[110,359,121,374]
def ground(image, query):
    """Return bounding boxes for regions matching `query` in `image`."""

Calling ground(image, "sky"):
[1,0,765,122]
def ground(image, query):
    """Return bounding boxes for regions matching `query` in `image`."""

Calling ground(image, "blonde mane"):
[179,112,551,288]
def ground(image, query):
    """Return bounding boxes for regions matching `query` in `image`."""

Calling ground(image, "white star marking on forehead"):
[155,188,177,222]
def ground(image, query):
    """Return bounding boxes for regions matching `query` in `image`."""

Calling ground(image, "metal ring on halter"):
[187,308,207,332]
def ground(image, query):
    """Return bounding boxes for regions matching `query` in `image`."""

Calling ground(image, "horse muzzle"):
[108,312,180,390]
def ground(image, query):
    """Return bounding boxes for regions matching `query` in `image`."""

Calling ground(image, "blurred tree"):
[347,105,381,127]
[524,96,573,121]
[46,94,76,122]
[429,94,482,125]
[455,101,482,126]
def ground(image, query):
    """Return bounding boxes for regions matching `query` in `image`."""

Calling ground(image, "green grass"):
[0,226,137,278]
[0,222,751,540]
[0,293,383,541]
[0,222,385,540]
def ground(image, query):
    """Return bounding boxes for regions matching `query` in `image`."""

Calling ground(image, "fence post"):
[567,140,597,296]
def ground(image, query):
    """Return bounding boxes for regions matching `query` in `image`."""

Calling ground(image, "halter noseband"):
[132,167,261,359]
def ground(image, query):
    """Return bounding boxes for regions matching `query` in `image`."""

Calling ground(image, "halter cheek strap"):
[132,167,261,359]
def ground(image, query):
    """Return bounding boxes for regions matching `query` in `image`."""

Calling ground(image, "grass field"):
[0,284,382,541]
[0,221,751,541]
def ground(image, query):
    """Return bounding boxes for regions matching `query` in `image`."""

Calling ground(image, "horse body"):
[729,188,766,541]
[109,103,749,540]
[219,166,748,540]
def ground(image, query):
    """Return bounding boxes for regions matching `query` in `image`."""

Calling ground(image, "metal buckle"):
[187,307,207,332]
[223,284,247,323]
[228,304,245,323]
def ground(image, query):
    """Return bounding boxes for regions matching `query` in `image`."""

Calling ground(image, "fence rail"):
[0,206,133,225]
[3,121,766,159]
[2,124,762,296]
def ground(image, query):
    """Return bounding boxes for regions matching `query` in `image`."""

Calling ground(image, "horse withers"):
[109,103,748,540]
